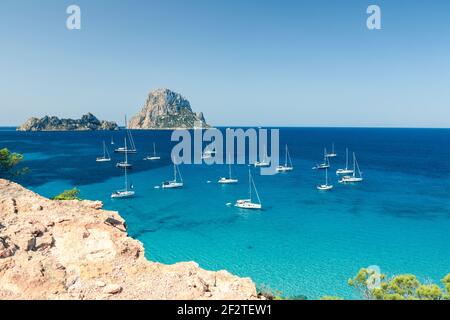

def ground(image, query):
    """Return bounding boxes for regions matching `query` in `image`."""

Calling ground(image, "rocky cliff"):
[17,113,119,131]
[0,179,258,300]
[128,88,209,129]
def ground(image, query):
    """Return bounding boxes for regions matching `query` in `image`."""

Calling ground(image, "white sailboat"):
[317,168,333,191]
[116,138,133,169]
[235,169,262,210]
[276,145,294,172]
[339,152,363,183]
[202,142,216,159]
[162,163,184,189]
[326,143,337,158]
[96,141,111,162]
[313,148,330,170]
[115,116,137,154]
[111,159,135,199]
[254,145,270,167]
[144,142,161,161]
[336,148,354,175]
[218,155,238,184]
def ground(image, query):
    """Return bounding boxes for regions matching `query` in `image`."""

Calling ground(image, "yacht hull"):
[162,182,184,189]
[317,184,333,191]
[114,149,137,154]
[336,169,353,175]
[218,178,238,184]
[111,191,135,199]
[116,163,132,169]
[276,166,293,172]
[254,162,270,167]
[235,200,262,210]
[339,177,363,183]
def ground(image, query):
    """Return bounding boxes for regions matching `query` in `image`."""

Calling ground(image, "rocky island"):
[128,88,209,129]
[0,179,258,300]
[17,113,119,132]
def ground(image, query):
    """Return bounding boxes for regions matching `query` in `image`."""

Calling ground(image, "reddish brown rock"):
[0,179,258,300]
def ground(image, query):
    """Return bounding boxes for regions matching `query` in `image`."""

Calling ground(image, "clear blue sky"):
[1,0,449,127]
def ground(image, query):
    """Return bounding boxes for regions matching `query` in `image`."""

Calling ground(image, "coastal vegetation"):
[52,188,81,200]
[346,268,450,300]
[321,296,344,300]
[0,148,28,179]
[266,267,450,300]
[257,284,283,300]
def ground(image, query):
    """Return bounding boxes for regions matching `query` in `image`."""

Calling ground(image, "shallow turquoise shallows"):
[2,127,450,299]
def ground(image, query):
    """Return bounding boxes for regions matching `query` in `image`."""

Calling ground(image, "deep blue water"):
[1,127,450,299]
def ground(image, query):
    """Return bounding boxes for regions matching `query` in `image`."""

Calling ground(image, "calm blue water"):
[2,127,450,299]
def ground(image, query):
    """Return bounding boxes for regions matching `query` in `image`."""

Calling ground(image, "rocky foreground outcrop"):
[17,113,119,131]
[128,88,209,129]
[0,179,258,300]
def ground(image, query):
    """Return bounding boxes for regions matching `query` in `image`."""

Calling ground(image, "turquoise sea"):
[1,127,450,299]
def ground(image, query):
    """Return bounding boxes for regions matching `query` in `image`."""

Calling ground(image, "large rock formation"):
[128,88,209,129]
[0,179,258,300]
[17,113,119,131]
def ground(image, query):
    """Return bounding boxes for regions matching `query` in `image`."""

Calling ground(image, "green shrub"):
[52,188,81,200]
[0,148,28,179]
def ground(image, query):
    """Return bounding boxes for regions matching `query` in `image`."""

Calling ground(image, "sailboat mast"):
[178,165,183,183]
[353,152,356,177]
[285,145,288,167]
[228,154,232,179]
[248,169,252,201]
[173,164,177,182]
[125,115,136,150]
[153,142,156,157]
[324,148,329,166]
[124,140,128,191]
[252,173,262,205]
[124,138,128,164]
[103,141,106,158]
[325,168,328,185]
[345,148,349,169]
[288,146,293,167]
[355,156,361,178]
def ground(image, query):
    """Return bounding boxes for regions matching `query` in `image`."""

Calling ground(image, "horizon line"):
[2,125,450,130]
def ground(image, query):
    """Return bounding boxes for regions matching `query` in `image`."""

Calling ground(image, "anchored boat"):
[116,138,133,169]
[326,143,337,158]
[111,156,135,199]
[313,148,330,170]
[317,168,333,191]
[276,145,294,172]
[218,155,238,184]
[336,148,354,175]
[254,145,270,167]
[235,169,262,210]
[339,152,363,183]
[96,141,111,162]
[144,142,161,161]
[162,163,184,189]
[115,116,137,154]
